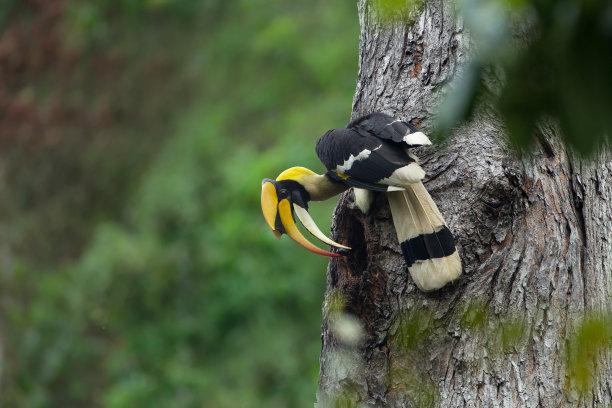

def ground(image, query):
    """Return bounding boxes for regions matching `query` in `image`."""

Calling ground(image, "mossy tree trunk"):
[316,0,612,406]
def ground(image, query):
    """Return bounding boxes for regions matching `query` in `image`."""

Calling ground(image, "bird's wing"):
[347,112,431,147]
[316,113,461,291]
[316,126,425,189]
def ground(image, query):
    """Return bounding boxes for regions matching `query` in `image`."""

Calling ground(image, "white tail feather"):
[387,184,462,291]
[407,254,462,291]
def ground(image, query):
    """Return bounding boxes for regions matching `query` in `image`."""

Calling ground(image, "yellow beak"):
[261,181,341,257]
[261,181,282,239]
[277,199,341,257]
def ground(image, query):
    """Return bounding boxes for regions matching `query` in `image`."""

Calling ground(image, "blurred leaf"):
[373,0,426,23]
[434,0,612,155]
[566,313,612,394]
[1,0,359,407]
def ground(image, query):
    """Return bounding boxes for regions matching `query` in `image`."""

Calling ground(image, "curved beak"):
[261,181,282,239]
[261,180,349,257]
[293,204,351,250]
[277,199,341,257]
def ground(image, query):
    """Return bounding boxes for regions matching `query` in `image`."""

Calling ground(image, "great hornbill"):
[261,112,461,291]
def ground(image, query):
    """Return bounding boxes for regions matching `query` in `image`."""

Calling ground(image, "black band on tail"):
[400,226,456,267]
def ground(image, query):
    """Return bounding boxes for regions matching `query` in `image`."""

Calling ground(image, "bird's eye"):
[279,189,289,199]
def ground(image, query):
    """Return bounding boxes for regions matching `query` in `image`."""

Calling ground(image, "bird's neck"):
[302,173,349,202]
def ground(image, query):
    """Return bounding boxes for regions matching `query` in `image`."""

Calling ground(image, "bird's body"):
[261,112,461,291]
[316,114,426,189]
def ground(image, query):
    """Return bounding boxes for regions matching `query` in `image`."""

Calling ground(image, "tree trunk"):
[316,0,612,406]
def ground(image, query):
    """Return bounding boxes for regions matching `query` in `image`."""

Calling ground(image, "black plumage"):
[315,112,461,291]
[261,112,461,291]
[347,112,422,144]
[315,113,426,186]
[400,226,456,268]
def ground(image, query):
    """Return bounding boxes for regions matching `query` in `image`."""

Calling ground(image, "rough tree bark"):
[316,0,612,406]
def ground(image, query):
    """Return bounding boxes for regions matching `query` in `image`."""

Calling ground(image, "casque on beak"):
[261,179,350,257]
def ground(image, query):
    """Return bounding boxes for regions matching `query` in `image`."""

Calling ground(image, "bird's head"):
[261,167,350,257]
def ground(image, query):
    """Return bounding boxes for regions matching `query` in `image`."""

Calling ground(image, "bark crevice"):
[317,0,611,406]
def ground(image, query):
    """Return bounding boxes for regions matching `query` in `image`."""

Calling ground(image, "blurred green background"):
[2,0,611,406]
[0,1,359,406]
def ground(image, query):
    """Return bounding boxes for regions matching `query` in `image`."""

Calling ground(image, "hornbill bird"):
[261,112,461,291]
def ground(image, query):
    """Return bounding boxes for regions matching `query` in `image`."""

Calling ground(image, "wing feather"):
[316,113,461,291]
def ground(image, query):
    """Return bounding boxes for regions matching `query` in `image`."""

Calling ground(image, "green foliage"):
[372,0,612,154]
[372,0,426,22]
[0,0,18,29]
[566,313,612,394]
[1,0,359,407]
[436,0,612,154]
[4,0,611,406]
